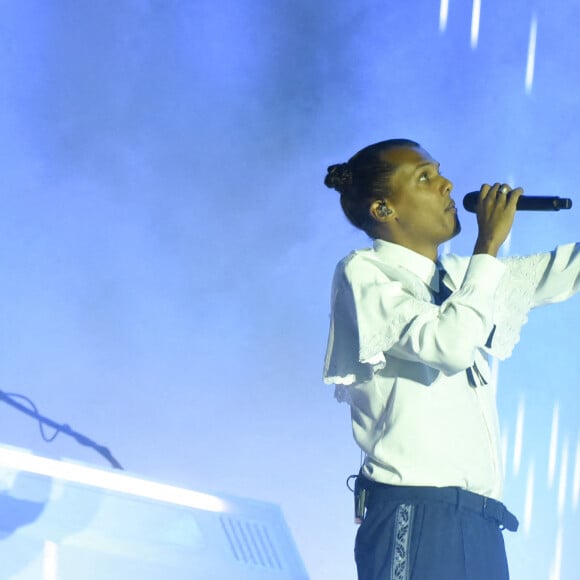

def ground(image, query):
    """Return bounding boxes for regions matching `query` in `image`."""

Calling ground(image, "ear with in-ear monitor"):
[370,199,394,222]
[377,201,393,218]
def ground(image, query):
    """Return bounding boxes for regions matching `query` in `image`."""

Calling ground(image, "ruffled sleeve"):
[323,243,580,403]
[323,252,435,389]
[446,243,580,360]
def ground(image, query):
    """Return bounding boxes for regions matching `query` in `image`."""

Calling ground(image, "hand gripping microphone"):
[463,192,573,213]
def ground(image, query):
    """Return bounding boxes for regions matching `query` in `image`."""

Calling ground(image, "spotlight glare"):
[549,527,564,580]
[0,446,229,513]
[513,395,525,476]
[470,0,481,49]
[557,438,569,519]
[525,14,538,94]
[523,461,535,535]
[43,541,59,580]
[439,0,449,33]
[548,402,560,488]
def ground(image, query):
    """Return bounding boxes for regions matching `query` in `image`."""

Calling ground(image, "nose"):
[440,175,453,196]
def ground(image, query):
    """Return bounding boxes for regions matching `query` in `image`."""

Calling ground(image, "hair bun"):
[324,163,352,192]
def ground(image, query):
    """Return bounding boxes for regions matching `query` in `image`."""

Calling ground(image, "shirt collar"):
[372,239,441,292]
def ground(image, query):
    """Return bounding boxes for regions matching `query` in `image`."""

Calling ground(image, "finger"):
[479,183,500,203]
[475,184,491,212]
[495,183,511,207]
[484,183,502,205]
[479,183,492,199]
[506,186,524,209]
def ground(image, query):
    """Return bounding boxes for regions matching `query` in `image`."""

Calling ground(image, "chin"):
[452,216,462,238]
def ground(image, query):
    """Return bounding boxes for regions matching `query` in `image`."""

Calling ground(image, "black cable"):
[3,391,61,442]
[0,389,123,470]
[346,474,357,492]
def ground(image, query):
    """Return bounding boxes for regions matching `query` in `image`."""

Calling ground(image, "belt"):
[363,479,519,532]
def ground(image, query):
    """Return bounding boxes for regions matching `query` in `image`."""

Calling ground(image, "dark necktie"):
[434,266,496,346]
[433,267,452,305]
[434,268,483,387]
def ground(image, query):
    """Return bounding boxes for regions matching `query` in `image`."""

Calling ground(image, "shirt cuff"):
[463,253,507,292]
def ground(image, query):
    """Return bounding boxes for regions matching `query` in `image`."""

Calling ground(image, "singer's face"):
[381,146,460,257]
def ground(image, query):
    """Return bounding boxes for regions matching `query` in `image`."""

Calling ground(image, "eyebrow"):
[414,161,440,174]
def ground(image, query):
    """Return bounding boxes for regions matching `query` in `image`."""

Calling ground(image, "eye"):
[419,167,441,182]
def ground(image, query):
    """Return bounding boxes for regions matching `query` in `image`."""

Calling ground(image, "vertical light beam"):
[549,527,563,580]
[501,231,512,257]
[501,423,509,475]
[548,402,560,488]
[523,460,535,535]
[574,433,580,510]
[43,541,58,580]
[525,14,538,94]
[441,240,452,256]
[471,0,481,49]
[513,395,525,476]
[439,0,449,33]
[557,438,569,518]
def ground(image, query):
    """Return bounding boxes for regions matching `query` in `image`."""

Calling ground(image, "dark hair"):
[324,138,420,234]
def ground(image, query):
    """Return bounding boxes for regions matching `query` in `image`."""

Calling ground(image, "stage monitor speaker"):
[0,444,309,579]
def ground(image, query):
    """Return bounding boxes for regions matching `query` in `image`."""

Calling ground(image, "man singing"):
[323,138,579,579]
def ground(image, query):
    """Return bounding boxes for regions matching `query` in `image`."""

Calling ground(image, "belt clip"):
[354,474,368,524]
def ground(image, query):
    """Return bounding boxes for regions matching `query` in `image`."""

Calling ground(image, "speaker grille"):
[220,516,284,570]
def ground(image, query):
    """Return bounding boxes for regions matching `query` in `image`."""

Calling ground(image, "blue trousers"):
[354,482,518,580]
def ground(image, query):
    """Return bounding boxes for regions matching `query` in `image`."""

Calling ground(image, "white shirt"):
[323,240,580,500]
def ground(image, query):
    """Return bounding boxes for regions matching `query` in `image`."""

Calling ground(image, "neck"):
[374,233,439,262]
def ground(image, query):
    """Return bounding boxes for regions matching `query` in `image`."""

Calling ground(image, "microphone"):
[463,192,573,213]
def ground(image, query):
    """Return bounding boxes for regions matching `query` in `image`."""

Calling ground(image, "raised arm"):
[473,183,523,257]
